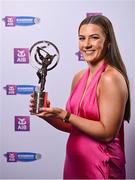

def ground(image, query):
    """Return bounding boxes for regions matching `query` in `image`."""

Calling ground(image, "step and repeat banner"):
[0,0,135,179]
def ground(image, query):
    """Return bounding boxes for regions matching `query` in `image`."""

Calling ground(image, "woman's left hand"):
[36,107,66,119]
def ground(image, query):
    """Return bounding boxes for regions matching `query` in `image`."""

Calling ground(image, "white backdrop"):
[0,0,135,179]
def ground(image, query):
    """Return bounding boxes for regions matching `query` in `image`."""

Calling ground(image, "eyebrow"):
[78,33,100,37]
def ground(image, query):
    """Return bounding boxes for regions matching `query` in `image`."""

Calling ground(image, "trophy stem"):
[33,91,48,113]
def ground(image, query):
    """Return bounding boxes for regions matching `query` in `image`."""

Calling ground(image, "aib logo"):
[4,85,16,95]
[14,48,29,64]
[75,51,84,61]
[5,152,17,162]
[86,12,102,17]
[15,116,30,131]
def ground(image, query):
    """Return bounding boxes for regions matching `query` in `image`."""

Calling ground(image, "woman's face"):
[79,23,107,64]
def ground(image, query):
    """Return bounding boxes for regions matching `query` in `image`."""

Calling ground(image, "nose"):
[84,39,92,49]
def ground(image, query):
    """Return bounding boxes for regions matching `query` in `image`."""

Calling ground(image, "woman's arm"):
[65,70,128,142]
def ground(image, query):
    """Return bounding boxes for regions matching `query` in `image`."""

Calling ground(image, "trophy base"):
[33,91,48,114]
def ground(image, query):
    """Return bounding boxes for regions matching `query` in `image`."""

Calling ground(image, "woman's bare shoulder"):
[101,65,126,83]
[99,65,128,97]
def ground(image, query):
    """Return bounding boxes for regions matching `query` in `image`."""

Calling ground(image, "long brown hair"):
[78,15,130,122]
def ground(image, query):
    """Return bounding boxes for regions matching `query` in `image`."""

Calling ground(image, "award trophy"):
[30,40,60,113]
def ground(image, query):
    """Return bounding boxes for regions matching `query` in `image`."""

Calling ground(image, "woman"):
[30,15,130,179]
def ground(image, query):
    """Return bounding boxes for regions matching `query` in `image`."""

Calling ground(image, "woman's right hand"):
[29,93,51,115]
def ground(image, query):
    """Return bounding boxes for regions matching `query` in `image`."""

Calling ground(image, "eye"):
[79,36,85,41]
[91,36,99,40]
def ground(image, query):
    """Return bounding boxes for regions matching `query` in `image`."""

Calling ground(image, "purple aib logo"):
[15,116,30,131]
[6,152,17,162]
[14,48,29,64]
[5,85,16,95]
[75,51,84,61]
[3,16,16,26]
[86,12,102,17]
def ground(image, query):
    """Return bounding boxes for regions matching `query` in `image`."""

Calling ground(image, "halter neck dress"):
[64,62,126,179]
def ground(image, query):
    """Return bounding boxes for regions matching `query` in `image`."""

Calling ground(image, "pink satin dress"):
[64,63,126,179]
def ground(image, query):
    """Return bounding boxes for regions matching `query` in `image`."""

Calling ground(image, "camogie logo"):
[4,152,42,162]
[3,85,36,95]
[2,16,40,27]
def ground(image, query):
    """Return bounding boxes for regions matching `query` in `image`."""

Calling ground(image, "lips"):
[84,50,95,55]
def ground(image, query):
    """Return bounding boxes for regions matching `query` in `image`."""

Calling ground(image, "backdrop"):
[0,0,135,179]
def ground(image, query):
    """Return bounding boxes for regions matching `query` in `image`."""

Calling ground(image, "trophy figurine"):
[30,40,60,113]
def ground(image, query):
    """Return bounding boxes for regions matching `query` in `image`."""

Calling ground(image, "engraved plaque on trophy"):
[29,40,60,113]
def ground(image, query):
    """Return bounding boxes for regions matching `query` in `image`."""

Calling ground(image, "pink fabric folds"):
[64,63,126,179]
